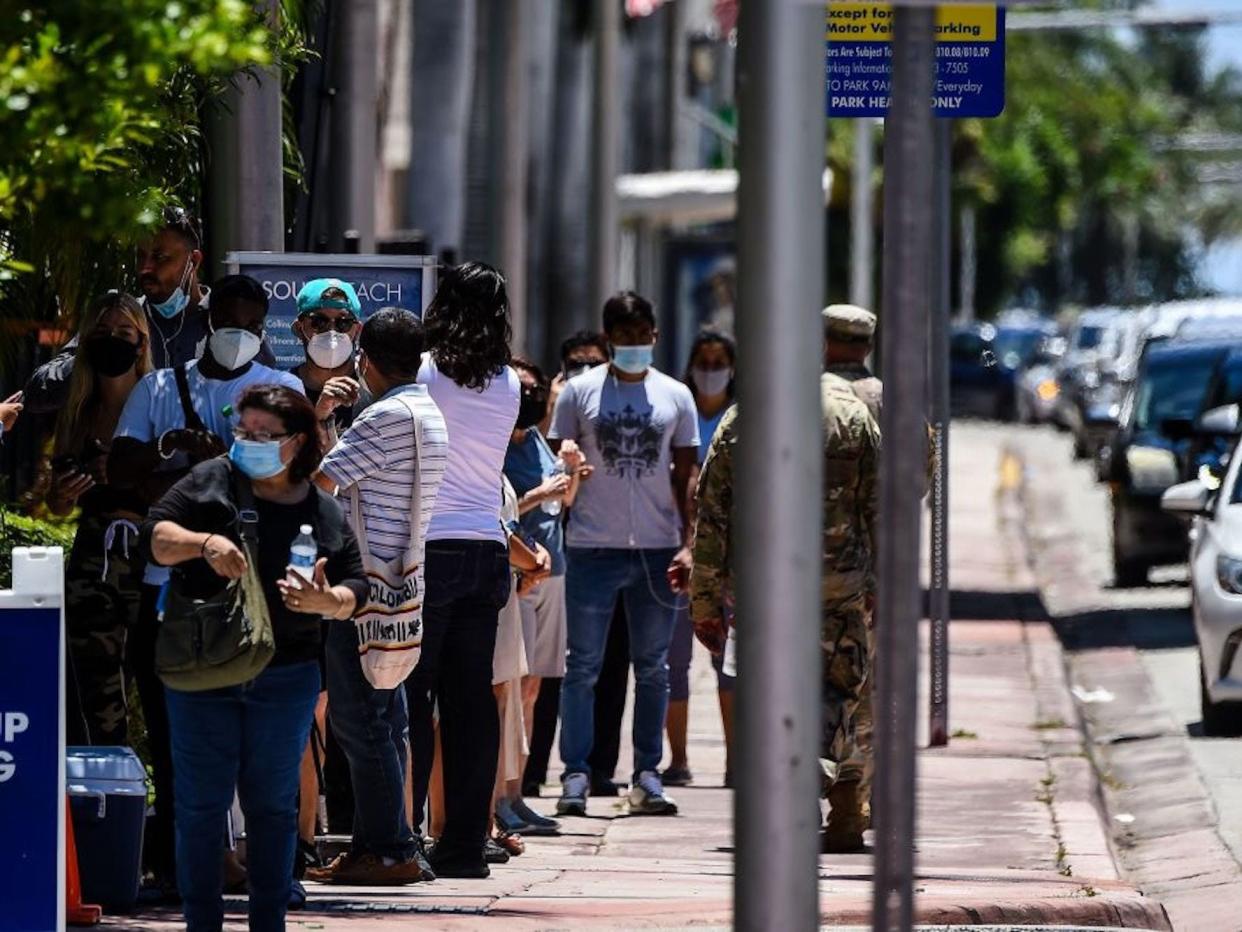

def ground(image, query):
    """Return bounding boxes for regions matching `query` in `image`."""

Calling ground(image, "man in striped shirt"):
[310,308,449,885]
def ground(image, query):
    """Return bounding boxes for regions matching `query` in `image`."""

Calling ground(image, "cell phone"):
[51,454,78,474]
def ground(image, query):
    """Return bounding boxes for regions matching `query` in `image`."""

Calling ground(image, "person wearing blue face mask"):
[23,207,276,415]
[144,385,368,932]
[547,291,701,818]
[107,274,305,896]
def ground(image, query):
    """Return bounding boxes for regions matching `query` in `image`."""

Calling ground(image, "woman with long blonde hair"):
[48,291,154,746]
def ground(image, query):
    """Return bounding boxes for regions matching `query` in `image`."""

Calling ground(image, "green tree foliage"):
[959,24,1242,313]
[0,2,301,335]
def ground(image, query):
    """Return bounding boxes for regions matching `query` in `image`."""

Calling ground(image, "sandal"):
[495,831,525,857]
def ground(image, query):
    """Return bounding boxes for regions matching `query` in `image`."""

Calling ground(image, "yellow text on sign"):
[826,4,997,42]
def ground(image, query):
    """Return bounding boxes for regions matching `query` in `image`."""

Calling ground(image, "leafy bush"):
[0,508,76,589]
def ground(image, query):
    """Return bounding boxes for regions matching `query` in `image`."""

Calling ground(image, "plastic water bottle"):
[289,525,317,580]
[541,462,567,516]
[722,626,737,678]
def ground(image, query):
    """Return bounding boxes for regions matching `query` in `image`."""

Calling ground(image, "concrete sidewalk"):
[102,426,1168,930]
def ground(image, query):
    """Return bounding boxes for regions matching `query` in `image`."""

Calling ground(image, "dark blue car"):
[951,321,1055,420]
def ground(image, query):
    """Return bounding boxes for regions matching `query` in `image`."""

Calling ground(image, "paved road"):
[964,418,1242,927]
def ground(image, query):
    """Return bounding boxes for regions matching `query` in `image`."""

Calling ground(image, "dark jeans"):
[588,601,630,784]
[406,540,509,865]
[132,584,176,883]
[165,662,319,932]
[324,620,414,860]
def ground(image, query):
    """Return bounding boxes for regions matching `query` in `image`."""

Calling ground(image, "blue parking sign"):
[826,3,1006,118]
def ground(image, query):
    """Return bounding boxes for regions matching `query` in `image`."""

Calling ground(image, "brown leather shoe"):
[305,851,422,886]
[821,780,867,854]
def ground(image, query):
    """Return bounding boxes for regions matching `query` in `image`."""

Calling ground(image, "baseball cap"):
[297,278,362,316]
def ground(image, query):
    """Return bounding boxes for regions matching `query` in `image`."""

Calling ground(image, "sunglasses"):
[302,313,359,334]
[232,428,292,444]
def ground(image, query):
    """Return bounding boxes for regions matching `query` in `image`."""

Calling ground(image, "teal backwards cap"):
[296,278,361,315]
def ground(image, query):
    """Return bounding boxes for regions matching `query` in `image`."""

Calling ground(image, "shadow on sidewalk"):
[1053,605,1195,652]
[925,588,1049,622]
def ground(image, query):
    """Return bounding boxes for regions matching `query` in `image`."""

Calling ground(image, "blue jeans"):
[324,619,415,860]
[560,547,680,778]
[165,662,319,932]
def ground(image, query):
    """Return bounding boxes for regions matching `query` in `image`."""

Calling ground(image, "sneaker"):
[304,851,422,886]
[495,798,533,834]
[661,765,693,787]
[557,772,590,816]
[627,770,678,816]
[511,799,561,836]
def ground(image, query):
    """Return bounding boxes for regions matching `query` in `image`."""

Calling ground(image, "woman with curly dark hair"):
[408,261,522,877]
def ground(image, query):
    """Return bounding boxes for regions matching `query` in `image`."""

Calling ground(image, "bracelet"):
[201,534,215,559]
[157,431,176,460]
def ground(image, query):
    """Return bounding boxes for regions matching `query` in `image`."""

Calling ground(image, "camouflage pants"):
[820,591,870,794]
[65,516,143,746]
[835,604,875,792]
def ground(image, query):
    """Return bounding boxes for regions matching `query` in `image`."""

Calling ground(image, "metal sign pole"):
[872,6,936,932]
[734,1,826,929]
[928,118,952,749]
[588,0,621,311]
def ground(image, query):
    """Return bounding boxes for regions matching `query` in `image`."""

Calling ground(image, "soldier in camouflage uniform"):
[820,304,882,852]
[689,372,880,820]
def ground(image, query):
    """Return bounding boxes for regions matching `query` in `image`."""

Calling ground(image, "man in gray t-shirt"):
[548,291,699,817]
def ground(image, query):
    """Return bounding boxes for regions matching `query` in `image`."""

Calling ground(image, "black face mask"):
[85,335,140,378]
[516,389,549,430]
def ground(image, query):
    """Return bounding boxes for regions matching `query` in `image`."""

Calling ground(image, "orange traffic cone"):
[66,797,102,926]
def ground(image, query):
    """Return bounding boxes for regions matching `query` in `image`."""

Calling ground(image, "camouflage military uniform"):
[824,363,880,797]
[690,377,879,791]
[65,514,144,745]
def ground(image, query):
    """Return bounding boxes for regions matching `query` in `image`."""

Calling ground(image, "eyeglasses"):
[232,428,291,443]
[302,313,359,334]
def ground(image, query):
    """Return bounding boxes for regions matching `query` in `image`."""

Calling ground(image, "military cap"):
[822,304,877,341]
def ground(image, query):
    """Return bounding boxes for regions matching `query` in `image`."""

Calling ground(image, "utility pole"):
[928,118,952,749]
[734,1,825,929]
[499,0,530,352]
[588,0,621,311]
[207,0,284,265]
[873,6,935,931]
[330,0,378,253]
[959,204,976,321]
[851,120,875,309]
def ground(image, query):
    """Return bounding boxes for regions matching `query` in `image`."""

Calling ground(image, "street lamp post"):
[873,6,936,931]
[734,0,826,928]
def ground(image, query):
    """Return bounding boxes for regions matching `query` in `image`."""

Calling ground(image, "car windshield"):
[1206,356,1242,410]
[993,329,1046,369]
[1132,355,1218,432]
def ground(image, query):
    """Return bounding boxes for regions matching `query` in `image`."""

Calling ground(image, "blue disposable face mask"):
[150,260,193,319]
[228,437,291,480]
[611,343,654,375]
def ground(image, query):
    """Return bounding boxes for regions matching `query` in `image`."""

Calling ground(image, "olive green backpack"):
[155,463,276,691]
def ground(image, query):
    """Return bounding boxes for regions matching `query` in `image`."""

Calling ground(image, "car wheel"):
[1200,657,1242,737]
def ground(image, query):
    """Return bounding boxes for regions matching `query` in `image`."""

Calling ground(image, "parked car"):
[1161,409,1242,736]
[1053,308,1125,457]
[951,318,1056,420]
[1102,339,1230,586]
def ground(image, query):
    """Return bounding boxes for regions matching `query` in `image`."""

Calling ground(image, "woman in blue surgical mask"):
[662,329,737,789]
[145,385,368,931]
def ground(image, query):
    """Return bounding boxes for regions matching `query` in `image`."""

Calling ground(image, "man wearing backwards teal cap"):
[291,279,365,445]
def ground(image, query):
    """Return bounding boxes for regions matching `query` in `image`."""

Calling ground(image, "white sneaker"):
[557,772,590,816]
[627,770,678,815]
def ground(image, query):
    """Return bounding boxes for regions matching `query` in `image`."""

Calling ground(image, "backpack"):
[155,463,276,691]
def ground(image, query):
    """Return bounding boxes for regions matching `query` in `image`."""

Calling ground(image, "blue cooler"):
[67,747,148,912]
